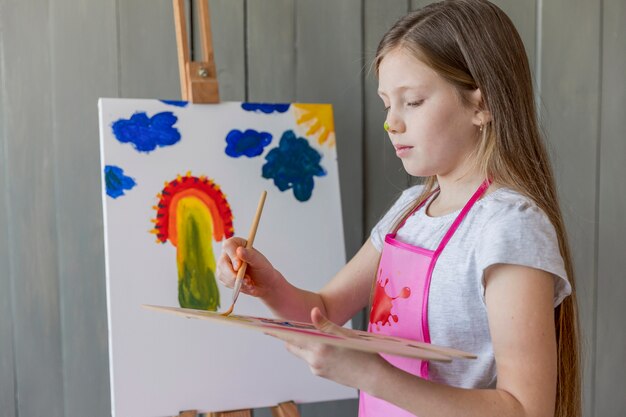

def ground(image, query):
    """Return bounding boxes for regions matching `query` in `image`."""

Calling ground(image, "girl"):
[216,1,581,416]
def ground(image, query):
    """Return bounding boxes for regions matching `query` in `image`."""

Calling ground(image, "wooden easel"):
[171,2,300,416]
[172,0,220,103]
[176,401,300,417]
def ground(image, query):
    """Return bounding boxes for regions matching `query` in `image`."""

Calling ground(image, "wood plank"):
[271,401,300,417]
[0,11,17,414]
[410,0,431,11]
[0,252,16,417]
[118,0,182,99]
[247,0,295,101]
[49,0,118,416]
[0,0,65,416]
[541,1,601,416]
[596,0,626,415]
[294,399,357,416]
[294,2,362,410]
[295,0,364,260]
[363,0,410,235]
[255,400,355,417]
[490,0,537,82]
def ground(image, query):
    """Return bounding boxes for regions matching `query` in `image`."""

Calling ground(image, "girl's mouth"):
[394,145,413,157]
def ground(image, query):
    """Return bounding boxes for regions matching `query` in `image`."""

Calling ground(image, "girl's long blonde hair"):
[373,1,581,416]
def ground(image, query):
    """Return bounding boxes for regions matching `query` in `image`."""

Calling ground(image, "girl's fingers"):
[242,276,255,292]
[240,276,257,295]
[285,342,308,360]
[236,246,258,267]
[267,332,311,360]
[311,307,352,337]
[265,331,303,347]
[216,252,239,288]
[222,237,247,270]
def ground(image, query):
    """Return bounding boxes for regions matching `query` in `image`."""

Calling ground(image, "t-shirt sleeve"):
[475,200,572,307]
[369,185,425,252]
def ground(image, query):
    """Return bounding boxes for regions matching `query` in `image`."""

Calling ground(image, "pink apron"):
[359,179,491,417]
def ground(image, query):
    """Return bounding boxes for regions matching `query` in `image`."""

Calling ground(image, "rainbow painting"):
[151,173,234,311]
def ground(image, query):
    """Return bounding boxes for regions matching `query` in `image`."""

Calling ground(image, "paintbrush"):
[221,190,267,316]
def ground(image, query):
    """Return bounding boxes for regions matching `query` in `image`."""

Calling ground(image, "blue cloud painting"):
[111,111,181,153]
[104,165,137,199]
[262,130,327,202]
[160,100,189,107]
[225,129,272,158]
[241,103,290,114]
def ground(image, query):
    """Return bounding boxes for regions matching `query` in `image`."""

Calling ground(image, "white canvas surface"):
[98,98,355,417]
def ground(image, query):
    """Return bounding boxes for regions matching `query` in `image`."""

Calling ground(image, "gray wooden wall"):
[0,1,623,416]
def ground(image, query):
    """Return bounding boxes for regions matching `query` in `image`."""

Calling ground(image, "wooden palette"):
[144,305,477,362]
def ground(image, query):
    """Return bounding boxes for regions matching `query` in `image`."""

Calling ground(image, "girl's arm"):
[279,263,557,417]
[357,263,557,417]
[218,237,380,325]
[261,239,380,324]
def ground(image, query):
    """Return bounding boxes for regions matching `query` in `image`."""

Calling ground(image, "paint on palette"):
[241,103,290,114]
[151,173,234,310]
[368,277,411,332]
[293,104,336,147]
[111,111,181,153]
[262,130,327,202]
[264,326,343,340]
[259,318,316,330]
[104,165,136,199]
[225,129,273,158]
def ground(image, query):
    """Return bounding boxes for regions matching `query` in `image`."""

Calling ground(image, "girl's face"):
[378,47,481,178]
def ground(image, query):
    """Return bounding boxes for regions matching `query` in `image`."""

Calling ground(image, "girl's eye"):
[407,100,424,107]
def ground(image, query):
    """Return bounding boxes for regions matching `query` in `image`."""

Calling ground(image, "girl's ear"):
[469,88,492,126]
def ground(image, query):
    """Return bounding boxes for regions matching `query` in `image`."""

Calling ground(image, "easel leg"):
[177,409,252,417]
[177,401,300,417]
[271,401,300,417]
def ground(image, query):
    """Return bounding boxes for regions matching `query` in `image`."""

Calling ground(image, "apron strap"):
[392,187,440,234]
[433,178,492,256]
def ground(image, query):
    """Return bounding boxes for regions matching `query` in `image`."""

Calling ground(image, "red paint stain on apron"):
[369,277,411,330]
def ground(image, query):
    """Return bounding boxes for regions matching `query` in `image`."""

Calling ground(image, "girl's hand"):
[216,237,282,299]
[272,307,385,390]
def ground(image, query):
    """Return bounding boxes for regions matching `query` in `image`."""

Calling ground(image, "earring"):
[479,122,484,132]
[384,121,390,132]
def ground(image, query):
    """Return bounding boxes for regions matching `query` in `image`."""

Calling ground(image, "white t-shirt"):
[370,184,571,388]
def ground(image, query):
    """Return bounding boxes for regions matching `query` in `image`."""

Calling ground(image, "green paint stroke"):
[177,213,220,311]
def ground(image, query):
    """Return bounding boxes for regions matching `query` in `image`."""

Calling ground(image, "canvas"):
[98,98,355,416]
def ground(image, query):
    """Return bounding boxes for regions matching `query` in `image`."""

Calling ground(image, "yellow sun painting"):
[293,104,336,147]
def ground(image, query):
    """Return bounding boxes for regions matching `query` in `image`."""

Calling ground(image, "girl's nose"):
[385,113,405,135]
